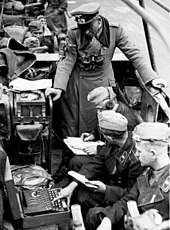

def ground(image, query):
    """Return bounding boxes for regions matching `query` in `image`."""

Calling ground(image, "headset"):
[102,87,119,111]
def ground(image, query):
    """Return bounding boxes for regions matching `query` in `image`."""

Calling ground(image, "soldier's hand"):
[97,217,112,230]
[81,132,95,142]
[83,145,97,155]
[45,88,62,101]
[56,181,78,202]
[89,180,106,193]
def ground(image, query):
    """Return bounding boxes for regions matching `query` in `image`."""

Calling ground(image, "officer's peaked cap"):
[71,2,100,25]
[133,122,170,142]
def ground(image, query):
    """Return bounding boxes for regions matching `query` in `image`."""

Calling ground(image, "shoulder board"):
[129,145,136,161]
[142,167,150,176]
[109,22,119,27]
[160,176,170,193]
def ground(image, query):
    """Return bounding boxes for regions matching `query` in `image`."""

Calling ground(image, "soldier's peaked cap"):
[98,110,128,131]
[133,122,170,142]
[71,3,100,25]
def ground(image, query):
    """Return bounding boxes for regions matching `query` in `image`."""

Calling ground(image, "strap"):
[107,86,115,101]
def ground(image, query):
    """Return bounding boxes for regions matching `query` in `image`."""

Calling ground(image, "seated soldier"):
[37,15,58,52]
[86,122,170,230]
[82,86,141,142]
[57,110,145,219]
[37,15,52,37]
[23,19,55,53]
[68,86,141,172]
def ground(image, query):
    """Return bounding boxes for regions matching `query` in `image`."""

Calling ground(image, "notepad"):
[64,137,105,155]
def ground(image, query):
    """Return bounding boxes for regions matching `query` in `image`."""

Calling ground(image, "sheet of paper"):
[64,137,105,155]
[9,78,52,91]
[35,53,60,61]
[68,171,98,189]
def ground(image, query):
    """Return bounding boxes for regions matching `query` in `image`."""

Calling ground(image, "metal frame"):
[9,91,53,173]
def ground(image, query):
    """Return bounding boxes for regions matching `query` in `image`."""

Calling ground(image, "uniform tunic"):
[86,164,170,230]
[69,104,140,174]
[71,132,144,217]
[54,16,158,137]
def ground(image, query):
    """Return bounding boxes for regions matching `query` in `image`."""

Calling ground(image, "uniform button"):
[120,156,125,161]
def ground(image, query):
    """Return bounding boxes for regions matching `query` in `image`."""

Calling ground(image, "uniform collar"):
[141,164,169,186]
[116,131,133,156]
[79,15,110,49]
[97,15,110,47]
[115,131,135,166]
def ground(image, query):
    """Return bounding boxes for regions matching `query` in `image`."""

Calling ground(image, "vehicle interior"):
[0,0,169,229]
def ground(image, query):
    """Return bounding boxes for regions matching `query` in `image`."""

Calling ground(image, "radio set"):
[9,90,53,173]
[10,91,47,124]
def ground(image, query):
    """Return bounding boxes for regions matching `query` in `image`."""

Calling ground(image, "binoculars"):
[80,54,104,71]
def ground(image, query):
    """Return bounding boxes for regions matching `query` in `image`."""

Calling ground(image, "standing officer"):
[45,2,166,138]
[86,122,170,230]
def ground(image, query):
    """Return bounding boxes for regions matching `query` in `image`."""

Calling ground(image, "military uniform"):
[44,0,68,36]
[72,132,144,215]
[86,165,170,230]
[53,3,158,137]
[23,20,54,53]
[87,86,140,131]
[86,122,170,230]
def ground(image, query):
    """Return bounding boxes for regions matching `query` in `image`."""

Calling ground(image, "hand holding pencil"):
[81,132,95,142]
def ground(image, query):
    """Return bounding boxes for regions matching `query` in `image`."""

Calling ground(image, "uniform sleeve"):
[104,156,144,203]
[115,25,158,85]
[53,29,77,91]
[99,182,140,225]
[78,145,113,179]
[104,185,127,203]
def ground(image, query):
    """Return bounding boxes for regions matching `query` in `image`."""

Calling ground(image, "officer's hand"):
[81,133,95,142]
[89,180,106,193]
[83,145,97,155]
[45,88,62,101]
[151,78,167,89]
[97,217,112,230]
[146,85,170,121]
